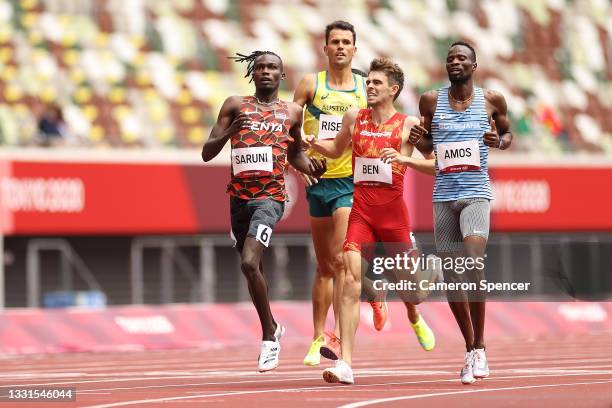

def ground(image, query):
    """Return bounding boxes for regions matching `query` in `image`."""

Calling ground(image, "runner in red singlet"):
[202,51,326,372]
[307,57,436,384]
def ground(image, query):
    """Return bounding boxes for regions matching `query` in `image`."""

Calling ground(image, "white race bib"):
[436,140,481,173]
[232,146,273,178]
[318,114,343,140]
[256,224,272,247]
[354,157,392,185]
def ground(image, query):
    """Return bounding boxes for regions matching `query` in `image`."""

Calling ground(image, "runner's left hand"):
[308,157,327,179]
[483,120,500,148]
[380,148,407,165]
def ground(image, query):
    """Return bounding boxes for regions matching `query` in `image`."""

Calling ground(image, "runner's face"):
[366,71,397,106]
[446,46,476,83]
[324,29,355,67]
[252,54,283,91]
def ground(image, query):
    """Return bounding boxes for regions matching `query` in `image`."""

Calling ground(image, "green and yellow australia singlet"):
[303,70,367,178]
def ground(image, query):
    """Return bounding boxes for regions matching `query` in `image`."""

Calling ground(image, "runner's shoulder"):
[420,90,438,105]
[297,73,317,91]
[294,74,317,105]
[286,101,305,116]
[483,89,507,111]
[221,95,244,109]
[344,107,361,122]
[218,95,244,116]
[483,89,506,104]
[224,95,244,104]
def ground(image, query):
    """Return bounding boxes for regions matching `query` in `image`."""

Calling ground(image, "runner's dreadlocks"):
[229,51,283,82]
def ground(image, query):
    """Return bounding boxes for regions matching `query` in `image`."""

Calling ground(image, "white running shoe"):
[258,340,281,372]
[322,360,354,385]
[472,348,490,379]
[274,322,286,341]
[460,350,476,385]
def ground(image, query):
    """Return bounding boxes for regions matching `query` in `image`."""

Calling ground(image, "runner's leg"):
[241,237,276,341]
[435,201,474,352]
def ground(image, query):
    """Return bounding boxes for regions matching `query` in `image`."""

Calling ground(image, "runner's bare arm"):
[380,116,417,164]
[381,116,435,175]
[484,90,512,150]
[306,108,357,159]
[409,91,437,155]
[404,152,436,176]
[292,74,319,186]
[202,96,248,162]
[293,74,315,107]
[287,103,327,178]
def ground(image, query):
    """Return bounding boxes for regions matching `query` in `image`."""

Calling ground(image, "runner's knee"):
[342,272,361,298]
[240,254,260,279]
[319,254,344,277]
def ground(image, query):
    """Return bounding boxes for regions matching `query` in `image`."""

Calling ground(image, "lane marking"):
[79,377,612,407]
[338,379,612,408]
[4,367,612,389]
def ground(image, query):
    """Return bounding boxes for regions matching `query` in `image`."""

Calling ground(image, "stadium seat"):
[0,0,607,151]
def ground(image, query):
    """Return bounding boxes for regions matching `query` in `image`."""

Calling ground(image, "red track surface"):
[0,332,610,407]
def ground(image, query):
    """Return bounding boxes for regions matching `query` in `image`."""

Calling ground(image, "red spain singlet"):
[352,108,407,204]
[227,96,292,202]
[344,108,413,255]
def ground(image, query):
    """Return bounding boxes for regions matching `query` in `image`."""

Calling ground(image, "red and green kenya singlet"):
[351,108,407,205]
[227,96,291,202]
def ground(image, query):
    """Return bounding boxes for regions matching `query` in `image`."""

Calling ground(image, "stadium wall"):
[1,151,612,235]
[0,150,611,307]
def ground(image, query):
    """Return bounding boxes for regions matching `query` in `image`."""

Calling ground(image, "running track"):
[0,332,610,407]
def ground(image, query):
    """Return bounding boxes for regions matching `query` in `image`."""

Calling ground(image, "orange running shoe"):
[370,301,388,331]
[320,331,341,360]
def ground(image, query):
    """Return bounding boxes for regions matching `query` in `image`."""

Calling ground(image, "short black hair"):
[228,51,282,82]
[450,41,476,62]
[325,20,356,45]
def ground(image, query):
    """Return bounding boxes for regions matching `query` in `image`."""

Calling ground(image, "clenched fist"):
[409,116,428,145]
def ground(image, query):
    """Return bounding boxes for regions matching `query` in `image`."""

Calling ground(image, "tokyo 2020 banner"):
[0,159,610,235]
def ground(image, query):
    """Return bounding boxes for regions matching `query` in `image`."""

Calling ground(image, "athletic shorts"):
[306,176,353,217]
[433,198,490,253]
[343,196,414,260]
[230,196,284,252]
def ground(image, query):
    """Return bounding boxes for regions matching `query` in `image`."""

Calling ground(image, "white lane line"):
[6,355,612,377]
[5,357,612,380]
[4,364,612,383]
[4,351,612,375]
[2,368,610,390]
[337,379,612,408]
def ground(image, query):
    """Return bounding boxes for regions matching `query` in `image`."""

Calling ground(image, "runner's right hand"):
[303,134,316,149]
[409,116,428,145]
[227,112,251,135]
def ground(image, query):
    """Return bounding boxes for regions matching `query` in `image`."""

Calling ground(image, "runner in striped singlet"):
[202,51,326,373]
[409,41,513,385]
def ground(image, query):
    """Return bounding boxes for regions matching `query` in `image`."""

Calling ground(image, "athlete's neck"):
[370,103,397,127]
[253,89,279,105]
[326,65,354,90]
[449,80,474,101]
